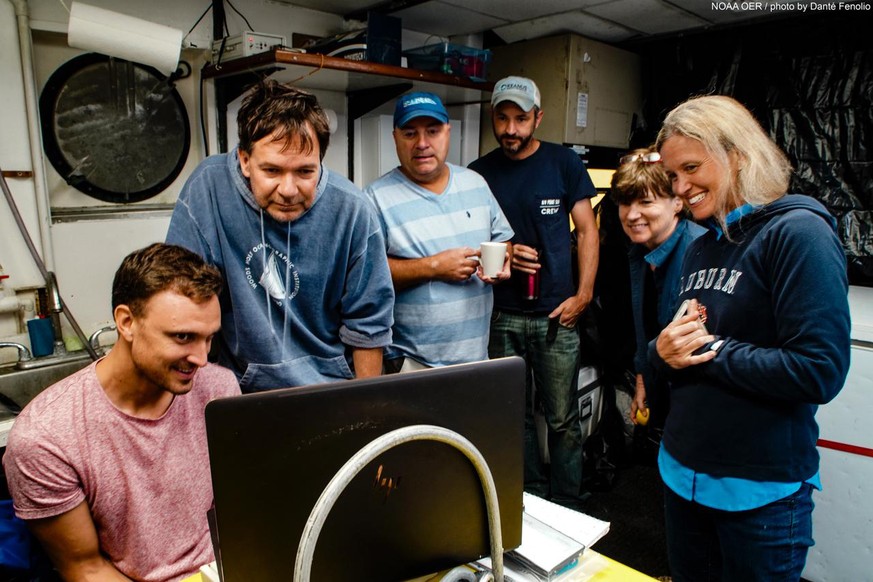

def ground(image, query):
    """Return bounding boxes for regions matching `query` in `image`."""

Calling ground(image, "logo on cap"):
[393,92,449,127]
[491,76,541,112]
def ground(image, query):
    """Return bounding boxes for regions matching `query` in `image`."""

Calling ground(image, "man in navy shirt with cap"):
[470,76,599,509]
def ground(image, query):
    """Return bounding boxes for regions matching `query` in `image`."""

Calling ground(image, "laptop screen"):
[205,357,525,581]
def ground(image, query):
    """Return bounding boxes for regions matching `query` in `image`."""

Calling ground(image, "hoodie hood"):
[731,194,838,236]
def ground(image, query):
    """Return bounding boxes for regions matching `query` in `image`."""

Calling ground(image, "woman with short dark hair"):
[610,147,705,431]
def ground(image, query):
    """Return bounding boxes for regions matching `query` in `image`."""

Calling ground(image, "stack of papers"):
[503,493,611,581]
[520,493,610,548]
[509,512,584,579]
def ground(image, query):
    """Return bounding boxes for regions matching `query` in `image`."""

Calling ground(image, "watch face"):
[40,53,190,204]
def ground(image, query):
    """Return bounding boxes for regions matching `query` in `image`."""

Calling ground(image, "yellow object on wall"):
[571,168,614,230]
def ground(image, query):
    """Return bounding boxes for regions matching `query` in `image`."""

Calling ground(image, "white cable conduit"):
[10,0,56,271]
[294,424,506,582]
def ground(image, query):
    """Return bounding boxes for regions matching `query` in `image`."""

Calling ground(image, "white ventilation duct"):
[67,2,183,76]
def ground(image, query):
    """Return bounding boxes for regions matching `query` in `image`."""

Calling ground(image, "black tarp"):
[625,12,873,286]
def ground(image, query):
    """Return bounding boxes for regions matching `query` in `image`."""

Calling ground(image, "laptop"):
[205,357,525,581]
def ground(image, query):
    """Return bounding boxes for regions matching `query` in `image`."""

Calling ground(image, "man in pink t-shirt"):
[3,244,240,582]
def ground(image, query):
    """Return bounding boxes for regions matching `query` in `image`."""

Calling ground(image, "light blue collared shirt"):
[709,202,757,239]
[659,447,821,511]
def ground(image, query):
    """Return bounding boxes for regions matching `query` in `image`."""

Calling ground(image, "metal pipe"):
[15,349,92,371]
[0,168,44,289]
[10,0,55,270]
[0,169,98,361]
[88,325,116,353]
[44,271,66,354]
[45,272,62,314]
[0,342,32,363]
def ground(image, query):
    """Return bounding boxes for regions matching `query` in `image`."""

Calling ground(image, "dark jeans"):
[488,310,583,506]
[664,482,815,582]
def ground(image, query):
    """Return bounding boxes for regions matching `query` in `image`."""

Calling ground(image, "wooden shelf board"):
[202,49,493,102]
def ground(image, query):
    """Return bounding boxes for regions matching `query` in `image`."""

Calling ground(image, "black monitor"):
[205,357,525,581]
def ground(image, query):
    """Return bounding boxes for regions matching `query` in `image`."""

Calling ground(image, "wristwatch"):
[692,336,723,357]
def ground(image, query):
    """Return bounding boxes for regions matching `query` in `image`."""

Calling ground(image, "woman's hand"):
[656,299,717,369]
[631,374,647,424]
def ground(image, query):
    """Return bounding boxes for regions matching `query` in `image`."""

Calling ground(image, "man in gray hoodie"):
[167,81,394,392]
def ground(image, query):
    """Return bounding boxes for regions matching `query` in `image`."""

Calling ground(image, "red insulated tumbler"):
[524,270,540,301]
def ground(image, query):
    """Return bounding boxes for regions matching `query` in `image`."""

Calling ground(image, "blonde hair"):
[655,95,792,228]
[610,147,673,205]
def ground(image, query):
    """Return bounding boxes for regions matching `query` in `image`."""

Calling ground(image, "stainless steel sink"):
[0,351,95,411]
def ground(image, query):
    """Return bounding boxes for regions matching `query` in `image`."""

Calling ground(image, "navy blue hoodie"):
[651,195,851,482]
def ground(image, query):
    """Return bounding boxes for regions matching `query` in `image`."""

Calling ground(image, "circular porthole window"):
[39,53,190,204]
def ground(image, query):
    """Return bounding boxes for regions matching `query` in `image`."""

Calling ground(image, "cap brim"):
[492,95,536,111]
[395,111,449,128]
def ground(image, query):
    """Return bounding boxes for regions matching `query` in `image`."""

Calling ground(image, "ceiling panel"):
[669,0,774,25]
[393,2,509,37]
[266,0,376,18]
[437,0,608,22]
[492,11,638,44]
[267,0,794,45]
[585,0,708,36]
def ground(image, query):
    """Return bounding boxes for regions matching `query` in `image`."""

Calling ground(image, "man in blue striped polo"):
[365,92,513,372]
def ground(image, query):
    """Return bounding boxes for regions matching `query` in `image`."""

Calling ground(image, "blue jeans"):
[664,483,815,582]
[488,310,583,505]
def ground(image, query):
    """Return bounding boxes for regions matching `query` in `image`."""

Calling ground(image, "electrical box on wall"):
[212,31,286,63]
[482,34,641,152]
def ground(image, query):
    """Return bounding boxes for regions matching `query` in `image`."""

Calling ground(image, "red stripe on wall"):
[817,439,873,459]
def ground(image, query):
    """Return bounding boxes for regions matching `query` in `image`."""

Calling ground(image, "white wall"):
[803,286,873,582]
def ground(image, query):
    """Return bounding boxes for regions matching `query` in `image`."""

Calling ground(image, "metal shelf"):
[202,48,492,94]
[202,48,494,174]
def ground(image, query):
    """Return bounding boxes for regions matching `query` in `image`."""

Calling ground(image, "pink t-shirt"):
[3,361,240,582]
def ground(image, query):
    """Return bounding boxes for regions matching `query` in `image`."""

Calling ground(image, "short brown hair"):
[111,243,223,316]
[610,147,674,206]
[236,80,330,160]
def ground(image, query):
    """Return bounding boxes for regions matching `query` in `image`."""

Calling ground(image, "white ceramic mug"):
[480,242,507,278]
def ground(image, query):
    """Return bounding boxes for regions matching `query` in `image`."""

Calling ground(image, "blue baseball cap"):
[393,92,449,128]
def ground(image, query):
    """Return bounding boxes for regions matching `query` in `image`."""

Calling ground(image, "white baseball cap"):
[491,76,541,112]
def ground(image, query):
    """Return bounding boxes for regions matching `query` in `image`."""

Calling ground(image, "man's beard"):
[499,133,533,154]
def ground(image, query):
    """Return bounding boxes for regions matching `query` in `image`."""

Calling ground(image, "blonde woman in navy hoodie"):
[651,95,851,582]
